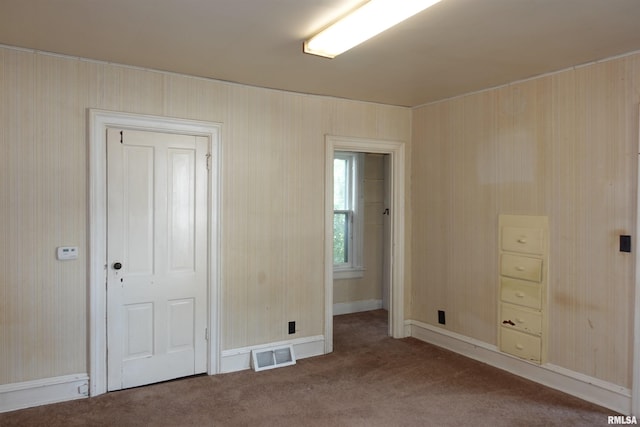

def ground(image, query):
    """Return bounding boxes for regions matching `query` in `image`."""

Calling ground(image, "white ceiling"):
[1,0,640,107]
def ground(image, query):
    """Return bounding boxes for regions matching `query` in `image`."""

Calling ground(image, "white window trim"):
[333,152,364,278]
[334,268,366,280]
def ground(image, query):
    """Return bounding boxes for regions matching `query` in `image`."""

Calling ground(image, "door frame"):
[633,111,640,416]
[324,135,406,353]
[88,109,221,396]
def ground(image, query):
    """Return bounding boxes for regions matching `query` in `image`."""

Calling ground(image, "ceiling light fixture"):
[303,0,442,59]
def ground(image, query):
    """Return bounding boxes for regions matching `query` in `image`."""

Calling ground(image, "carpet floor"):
[0,310,614,426]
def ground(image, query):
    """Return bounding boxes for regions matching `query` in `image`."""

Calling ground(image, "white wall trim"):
[633,109,640,417]
[0,374,89,413]
[89,109,222,396]
[333,299,383,316]
[325,136,406,354]
[333,268,365,280]
[407,319,631,414]
[220,335,325,373]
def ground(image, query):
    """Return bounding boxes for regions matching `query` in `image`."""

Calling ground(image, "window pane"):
[333,212,349,264]
[334,158,347,210]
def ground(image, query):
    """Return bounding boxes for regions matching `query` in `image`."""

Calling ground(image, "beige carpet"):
[0,310,614,426]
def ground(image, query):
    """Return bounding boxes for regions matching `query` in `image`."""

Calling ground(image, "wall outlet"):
[288,321,295,334]
[438,310,446,325]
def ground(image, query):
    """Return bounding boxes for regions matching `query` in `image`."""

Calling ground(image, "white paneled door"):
[106,128,208,391]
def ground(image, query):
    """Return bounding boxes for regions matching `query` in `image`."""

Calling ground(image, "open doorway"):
[332,152,391,349]
[324,136,405,354]
[332,152,390,317]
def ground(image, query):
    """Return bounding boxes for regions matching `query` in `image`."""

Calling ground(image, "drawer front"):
[500,254,542,282]
[500,277,541,309]
[500,327,541,363]
[500,304,542,336]
[501,226,544,255]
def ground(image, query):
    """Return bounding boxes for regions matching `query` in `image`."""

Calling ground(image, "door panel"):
[124,303,154,359]
[107,128,208,391]
[167,149,196,271]
[168,298,195,351]
[123,145,154,275]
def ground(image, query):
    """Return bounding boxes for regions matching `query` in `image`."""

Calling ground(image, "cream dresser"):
[498,215,548,363]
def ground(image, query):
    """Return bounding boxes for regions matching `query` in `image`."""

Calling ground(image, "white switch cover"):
[57,246,78,260]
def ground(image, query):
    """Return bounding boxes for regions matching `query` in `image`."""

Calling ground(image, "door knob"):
[113,262,123,270]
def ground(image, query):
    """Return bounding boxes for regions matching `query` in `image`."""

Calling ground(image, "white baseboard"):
[407,319,631,415]
[220,335,325,373]
[0,373,89,413]
[333,299,382,316]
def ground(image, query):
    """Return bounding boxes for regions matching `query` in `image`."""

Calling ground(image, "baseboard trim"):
[333,299,382,316]
[0,373,89,413]
[407,319,631,414]
[220,335,325,373]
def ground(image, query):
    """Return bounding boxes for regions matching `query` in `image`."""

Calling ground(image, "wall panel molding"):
[0,374,89,413]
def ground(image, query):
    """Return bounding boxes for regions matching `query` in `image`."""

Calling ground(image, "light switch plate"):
[620,235,632,253]
[57,246,78,260]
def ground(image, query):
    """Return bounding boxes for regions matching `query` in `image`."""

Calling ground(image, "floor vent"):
[251,345,296,372]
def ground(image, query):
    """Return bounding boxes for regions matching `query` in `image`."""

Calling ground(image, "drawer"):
[501,226,544,255]
[500,304,542,336]
[500,327,541,363]
[500,277,541,309]
[500,254,542,282]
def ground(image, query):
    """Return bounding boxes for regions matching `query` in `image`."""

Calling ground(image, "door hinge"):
[205,328,209,341]
[206,154,211,171]
[120,130,123,144]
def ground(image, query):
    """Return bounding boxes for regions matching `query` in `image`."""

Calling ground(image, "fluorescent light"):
[304,0,442,59]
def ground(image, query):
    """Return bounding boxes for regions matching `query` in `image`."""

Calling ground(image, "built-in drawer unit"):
[500,327,542,363]
[500,304,542,336]
[500,277,542,310]
[501,226,544,255]
[498,215,548,364]
[500,254,542,283]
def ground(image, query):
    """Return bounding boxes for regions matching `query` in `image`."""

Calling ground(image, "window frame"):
[333,152,364,279]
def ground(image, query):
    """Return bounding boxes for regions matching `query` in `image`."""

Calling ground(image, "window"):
[333,152,364,279]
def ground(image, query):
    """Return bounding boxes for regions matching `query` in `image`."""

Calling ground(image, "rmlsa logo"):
[608,415,638,425]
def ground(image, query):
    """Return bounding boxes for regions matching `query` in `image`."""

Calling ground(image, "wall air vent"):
[251,345,296,372]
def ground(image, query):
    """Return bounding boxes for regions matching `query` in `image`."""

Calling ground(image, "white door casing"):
[89,110,221,396]
[106,128,208,390]
[633,110,640,417]
[324,135,406,354]
[382,154,391,313]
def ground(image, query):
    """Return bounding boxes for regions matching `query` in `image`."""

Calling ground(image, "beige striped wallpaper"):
[0,46,411,384]
[2,43,639,391]
[411,52,640,388]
